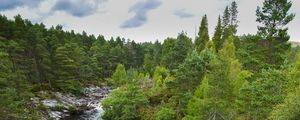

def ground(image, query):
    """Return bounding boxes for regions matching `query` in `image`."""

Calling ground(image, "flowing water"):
[64,103,104,120]
[62,86,110,120]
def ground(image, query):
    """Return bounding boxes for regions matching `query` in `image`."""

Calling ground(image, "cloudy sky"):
[0,0,299,42]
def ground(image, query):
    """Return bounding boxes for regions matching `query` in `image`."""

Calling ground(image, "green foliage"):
[102,84,149,120]
[241,69,287,119]
[161,33,193,70]
[268,54,300,119]
[256,0,295,39]
[54,44,78,81]
[112,64,127,87]
[186,77,211,120]
[0,88,24,119]
[286,54,300,92]
[155,107,177,120]
[143,52,153,75]
[237,35,267,72]
[269,85,300,120]
[165,49,214,117]
[195,15,210,52]
[290,46,300,62]
[109,45,126,71]
[222,6,230,29]
[187,36,251,119]
[229,1,238,34]
[170,50,207,92]
[153,66,173,88]
[0,42,13,87]
[256,0,295,68]
[222,2,239,41]
[212,15,223,51]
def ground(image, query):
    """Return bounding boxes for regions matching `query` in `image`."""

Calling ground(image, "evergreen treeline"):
[0,0,299,119]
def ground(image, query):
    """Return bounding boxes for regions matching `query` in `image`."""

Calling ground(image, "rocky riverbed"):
[30,86,111,120]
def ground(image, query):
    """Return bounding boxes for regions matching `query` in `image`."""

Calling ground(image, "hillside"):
[291,41,300,47]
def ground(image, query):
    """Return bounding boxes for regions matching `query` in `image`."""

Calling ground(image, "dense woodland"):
[1,0,300,119]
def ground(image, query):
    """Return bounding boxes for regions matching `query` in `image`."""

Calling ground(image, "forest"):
[0,0,300,119]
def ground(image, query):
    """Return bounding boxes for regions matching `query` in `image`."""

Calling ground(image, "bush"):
[155,107,177,120]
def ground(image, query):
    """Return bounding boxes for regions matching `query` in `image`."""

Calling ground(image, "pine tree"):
[143,52,153,75]
[212,15,223,51]
[222,2,239,41]
[109,45,126,73]
[90,40,103,80]
[222,7,231,41]
[256,0,295,68]
[195,15,209,52]
[153,40,162,67]
[229,1,238,34]
[98,42,112,78]
[53,44,83,93]
[54,44,77,81]
[170,32,193,70]
[112,64,127,87]
[161,38,176,68]
[222,6,230,30]
[161,33,193,70]
[32,25,53,86]
[0,40,13,87]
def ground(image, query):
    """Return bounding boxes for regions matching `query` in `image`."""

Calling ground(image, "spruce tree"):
[229,1,238,34]
[222,2,239,41]
[195,15,209,52]
[212,15,223,51]
[222,6,230,29]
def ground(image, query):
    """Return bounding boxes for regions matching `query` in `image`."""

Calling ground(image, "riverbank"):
[30,86,111,120]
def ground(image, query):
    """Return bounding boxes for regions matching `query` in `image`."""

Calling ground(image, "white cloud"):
[174,9,194,18]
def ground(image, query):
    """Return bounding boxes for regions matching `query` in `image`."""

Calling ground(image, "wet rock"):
[42,100,59,108]
[49,111,62,120]
[31,86,111,120]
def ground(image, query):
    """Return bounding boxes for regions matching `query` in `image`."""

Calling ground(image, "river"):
[64,103,104,120]
[37,86,111,120]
